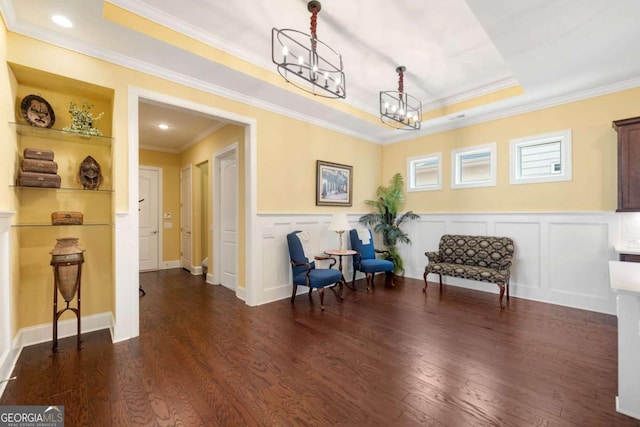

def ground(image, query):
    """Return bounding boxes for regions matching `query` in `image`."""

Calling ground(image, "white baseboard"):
[192,266,203,275]
[205,273,216,284]
[162,260,181,269]
[14,312,113,349]
[0,343,21,398]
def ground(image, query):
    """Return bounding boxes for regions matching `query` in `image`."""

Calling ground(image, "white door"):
[220,156,237,290]
[181,166,192,271]
[139,167,160,271]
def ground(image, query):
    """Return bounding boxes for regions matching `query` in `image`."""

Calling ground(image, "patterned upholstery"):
[424,235,514,308]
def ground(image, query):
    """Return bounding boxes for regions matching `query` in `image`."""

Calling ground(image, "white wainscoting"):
[0,211,16,397]
[256,211,620,314]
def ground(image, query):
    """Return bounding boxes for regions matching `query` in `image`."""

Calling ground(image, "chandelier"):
[380,66,422,130]
[271,1,346,99]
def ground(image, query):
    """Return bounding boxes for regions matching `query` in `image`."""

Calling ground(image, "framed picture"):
[316,160,353,206]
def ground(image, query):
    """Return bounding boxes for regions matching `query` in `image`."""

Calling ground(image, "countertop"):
[609,260,640,294]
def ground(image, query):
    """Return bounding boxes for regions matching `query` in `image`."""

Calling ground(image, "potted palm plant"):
[359,173,420,274]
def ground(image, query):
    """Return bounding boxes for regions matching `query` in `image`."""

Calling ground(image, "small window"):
[509,129,572,185]
[407,153,442,192]
[451,142,496,189]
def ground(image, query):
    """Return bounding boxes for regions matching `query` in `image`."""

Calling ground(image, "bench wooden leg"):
[422,271,428,292]
[498,282,506,309]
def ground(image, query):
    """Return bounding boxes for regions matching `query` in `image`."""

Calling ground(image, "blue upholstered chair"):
[349,228,394,291]
[286,230,345,310]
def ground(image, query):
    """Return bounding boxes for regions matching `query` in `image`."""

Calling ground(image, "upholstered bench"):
[423,234,514,308]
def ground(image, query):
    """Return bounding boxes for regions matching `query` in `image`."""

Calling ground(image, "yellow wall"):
[139,149,181,262]
[384,89,640,213]
[257,118,382,213]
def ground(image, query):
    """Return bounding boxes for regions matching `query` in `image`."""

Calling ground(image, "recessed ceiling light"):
[51,15,73,28]
[157,123,170,130]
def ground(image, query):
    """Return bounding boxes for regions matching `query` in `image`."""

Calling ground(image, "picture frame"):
[316,160,353,206]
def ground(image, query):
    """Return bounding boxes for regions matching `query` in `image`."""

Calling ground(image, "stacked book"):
[17,148,61,188]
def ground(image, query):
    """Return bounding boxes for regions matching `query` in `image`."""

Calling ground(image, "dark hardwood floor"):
[2,269,638,426]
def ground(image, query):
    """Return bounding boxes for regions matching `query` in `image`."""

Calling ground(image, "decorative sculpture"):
[20,94,55,128]
[50,237,85,352]
[78,155,103,190]
[62,101,104,136]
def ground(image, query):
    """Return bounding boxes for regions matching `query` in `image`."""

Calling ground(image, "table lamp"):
[328,212,350,252]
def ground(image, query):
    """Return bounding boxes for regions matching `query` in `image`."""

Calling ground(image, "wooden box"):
[21,158,58,174]
[23,147,54,161]
[17,171,61,188]
[51,211,84,225]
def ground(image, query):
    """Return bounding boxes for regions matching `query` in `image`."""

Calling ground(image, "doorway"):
[197,161,209,279]
[117,86,258,343]
[139,166,162,271]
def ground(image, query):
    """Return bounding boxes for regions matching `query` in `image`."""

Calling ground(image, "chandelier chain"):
[398,69,404,94]
[310,5,318,49]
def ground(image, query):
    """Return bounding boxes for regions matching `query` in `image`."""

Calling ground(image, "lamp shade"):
[328,212,350,232]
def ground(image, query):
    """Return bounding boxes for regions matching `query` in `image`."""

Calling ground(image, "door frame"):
[212,143,238,286]
[117,86,258,343]
[180,164,193,273]
[139,165,163,271]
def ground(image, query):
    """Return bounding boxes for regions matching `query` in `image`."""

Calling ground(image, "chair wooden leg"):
[498,283,506,309]
[291,284,298,304]
[318,288,325,310]
[367,273,373,292]
[438,273,443,290]
[308,288,313,302]
[423,271,428,292]
[507,279,510,300]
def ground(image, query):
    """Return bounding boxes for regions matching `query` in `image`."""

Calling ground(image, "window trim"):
[407,152,442,192]
[451,142,497,189]
[509,129,572,185]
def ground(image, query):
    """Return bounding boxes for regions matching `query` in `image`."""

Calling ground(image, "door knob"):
[152,230,158,234]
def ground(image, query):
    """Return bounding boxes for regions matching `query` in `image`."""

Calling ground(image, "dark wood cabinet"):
[613,116,640,211]
[620,253,640,263]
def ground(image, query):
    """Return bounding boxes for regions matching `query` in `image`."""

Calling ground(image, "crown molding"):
[421,77,520,112]
[106,0,271,71]
[4,1,640,147]
[180,121,228,153]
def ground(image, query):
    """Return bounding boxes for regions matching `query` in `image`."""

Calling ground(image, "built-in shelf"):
[9,185,113,193]
[12,223,113,228]
[10,122,113,145]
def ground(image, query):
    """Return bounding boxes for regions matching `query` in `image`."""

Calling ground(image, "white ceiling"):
[2,0,640,149]
[138,100,226,153]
